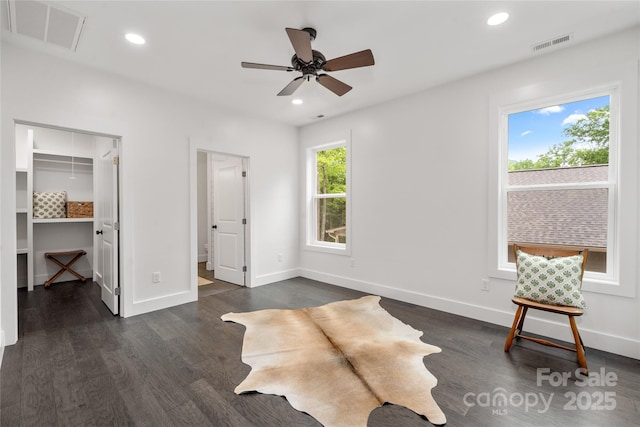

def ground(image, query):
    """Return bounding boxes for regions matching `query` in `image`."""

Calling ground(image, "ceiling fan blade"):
[241,62,294,71]
[317,74,352,96]
[286,28,313,63]
[277,76,305,96]
[323,49,375,72]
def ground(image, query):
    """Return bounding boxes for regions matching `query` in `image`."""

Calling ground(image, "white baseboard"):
[130,288,197,317]
[251,268,301,287]
[35,268,93,286]
[299,268,640,360]
[198,254,207,263]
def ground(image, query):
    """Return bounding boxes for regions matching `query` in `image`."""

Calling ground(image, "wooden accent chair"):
[504,244,589,372]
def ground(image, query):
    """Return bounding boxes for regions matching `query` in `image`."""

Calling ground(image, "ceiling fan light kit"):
[241,27,375,97]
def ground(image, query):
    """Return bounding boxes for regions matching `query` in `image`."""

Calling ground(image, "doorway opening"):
[196,150,249,298]
[14,121,122,316]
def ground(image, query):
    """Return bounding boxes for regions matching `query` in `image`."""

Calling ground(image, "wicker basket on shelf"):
[67,201,93,218]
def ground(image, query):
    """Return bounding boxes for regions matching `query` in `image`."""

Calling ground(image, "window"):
[306,138,350,254]
[489,64,638,298]
[505,95,612,275]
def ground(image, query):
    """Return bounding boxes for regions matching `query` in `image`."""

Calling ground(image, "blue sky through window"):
[508,95,610,162]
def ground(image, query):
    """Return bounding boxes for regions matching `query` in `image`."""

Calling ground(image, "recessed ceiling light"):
[291,99,303,105]
[125,33,145,45]
[487,12,509,26]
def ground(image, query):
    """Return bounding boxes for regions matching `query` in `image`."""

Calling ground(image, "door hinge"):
[242,266,247,272]
[113,156,120,166]
[114,287,121,296]
[242,218,247,225]
[242,171,247,178]
[114,222,120,231]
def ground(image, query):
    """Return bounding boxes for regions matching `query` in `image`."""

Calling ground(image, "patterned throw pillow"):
[33,191,67,219]
[514,249,586,309]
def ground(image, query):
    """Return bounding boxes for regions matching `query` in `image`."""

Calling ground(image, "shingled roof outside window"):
[507,165,608,249]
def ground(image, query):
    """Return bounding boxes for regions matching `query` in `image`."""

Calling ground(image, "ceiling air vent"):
[7,0,86,51]
[531,34,573,53]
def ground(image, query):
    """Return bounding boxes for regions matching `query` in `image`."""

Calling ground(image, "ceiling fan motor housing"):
[291,50,326,76]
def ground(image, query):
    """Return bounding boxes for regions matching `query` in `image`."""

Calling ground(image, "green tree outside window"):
[509,105,609,170]
[316,147,346,243]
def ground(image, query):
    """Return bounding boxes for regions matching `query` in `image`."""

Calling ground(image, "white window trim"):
[488,61,638,298]
[499,88,617,281]
[305,135,352,256]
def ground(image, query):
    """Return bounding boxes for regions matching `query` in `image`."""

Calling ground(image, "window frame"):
[305,136,351,255]
[500,90,617,280]
[488,62,638,298]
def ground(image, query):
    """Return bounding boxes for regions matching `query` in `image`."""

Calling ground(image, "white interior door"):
[95,138,119,314]
[212,155,245,285]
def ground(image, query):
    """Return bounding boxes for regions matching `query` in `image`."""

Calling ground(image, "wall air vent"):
[7,0,85,51]
[531,34,573,53]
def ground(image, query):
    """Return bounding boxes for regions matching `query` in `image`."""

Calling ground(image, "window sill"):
[491,267,633,298]
[305,243,350,256]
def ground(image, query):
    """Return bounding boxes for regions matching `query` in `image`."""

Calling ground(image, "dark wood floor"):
[197,262,240,298]
[1,278,639,426]
[198,262,215,282]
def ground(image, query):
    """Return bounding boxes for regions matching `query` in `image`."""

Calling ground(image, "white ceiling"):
[2,1,639,127]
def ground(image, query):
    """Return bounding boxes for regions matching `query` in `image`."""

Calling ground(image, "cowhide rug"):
[221,295,447,426]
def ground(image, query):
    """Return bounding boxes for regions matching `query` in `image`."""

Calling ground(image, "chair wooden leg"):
[504,305,524,352]
[569,316,588,373]
[516,306,528,332]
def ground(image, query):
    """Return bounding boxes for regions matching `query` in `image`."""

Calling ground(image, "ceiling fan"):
[241,27,375,97]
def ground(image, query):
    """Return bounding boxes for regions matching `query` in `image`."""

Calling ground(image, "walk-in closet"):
[15,123,121,314]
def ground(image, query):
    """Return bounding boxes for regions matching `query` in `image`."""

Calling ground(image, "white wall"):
[0,31,3,365]
[1,43,299,345]
[299,27,640,359]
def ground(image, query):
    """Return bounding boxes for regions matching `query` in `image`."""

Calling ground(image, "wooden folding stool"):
[44,249,87,288]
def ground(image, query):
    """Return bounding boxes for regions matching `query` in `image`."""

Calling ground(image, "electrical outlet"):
[277,253,284,262]
[152,272,161,283]
[481,279,490,291]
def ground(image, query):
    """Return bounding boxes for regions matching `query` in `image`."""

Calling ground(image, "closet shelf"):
[33,150,93,165]
[17,248,28,255]
[33,218,94,224]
